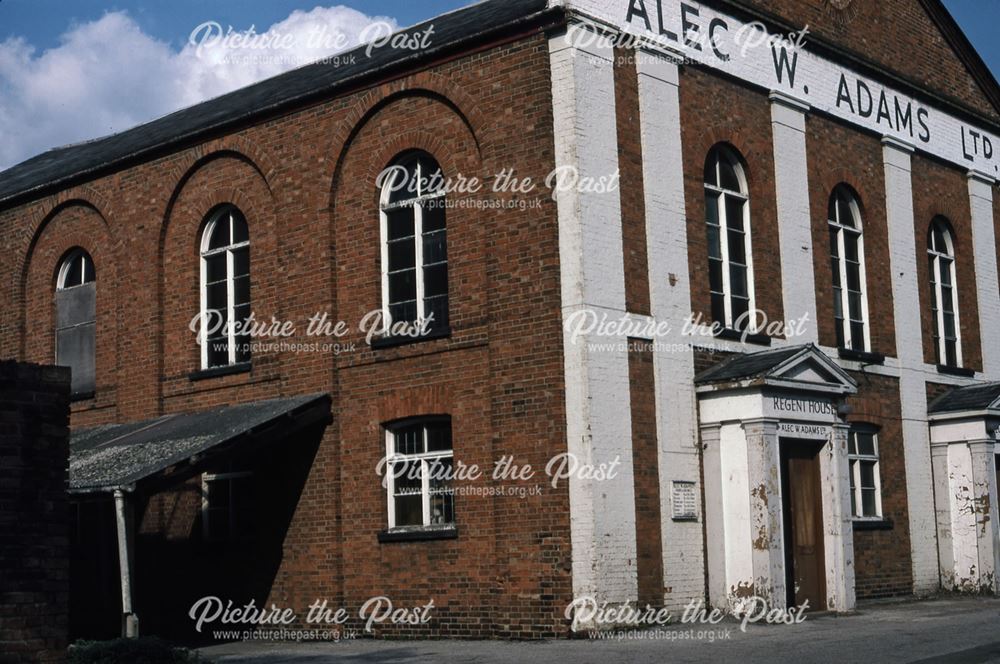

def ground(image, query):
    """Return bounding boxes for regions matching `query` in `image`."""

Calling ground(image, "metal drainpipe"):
[113,489,139,638]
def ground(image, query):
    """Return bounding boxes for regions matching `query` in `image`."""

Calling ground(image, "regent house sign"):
[567,0,1000,176]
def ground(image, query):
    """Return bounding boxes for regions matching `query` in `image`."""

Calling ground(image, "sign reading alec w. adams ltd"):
[565,0,1000,177]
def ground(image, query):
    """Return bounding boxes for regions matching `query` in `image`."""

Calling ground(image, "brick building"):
[0,0,999,640]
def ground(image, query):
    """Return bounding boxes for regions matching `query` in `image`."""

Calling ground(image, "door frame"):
[780,438,827,611]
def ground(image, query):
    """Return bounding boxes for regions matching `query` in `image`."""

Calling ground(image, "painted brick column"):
[968,172,1000,378]
[549,22,638,608]
[769,92,818,342]
[742,419,786,609]
[820,422,856,611]
[635,45,703,611]
[930,440,956,587]
[882,137,938,594]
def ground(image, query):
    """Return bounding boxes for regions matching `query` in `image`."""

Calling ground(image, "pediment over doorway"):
[695,344,857,396]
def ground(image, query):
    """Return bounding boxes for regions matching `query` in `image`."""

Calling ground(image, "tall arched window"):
[704,145,754,331]
[200,205,250,369]
[928,217,961,367]
[56,248,96,397]
[379,151,448,332]
[828,185,870,352]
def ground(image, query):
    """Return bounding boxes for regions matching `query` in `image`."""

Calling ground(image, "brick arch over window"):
[328,91,484,351]
[159,155,278,396]
[21,200,119,415]
[680,93,785,337]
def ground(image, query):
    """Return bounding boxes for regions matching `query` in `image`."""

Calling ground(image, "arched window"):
[828,186,870,352]
[55,248,96,397]
[928,217,961,367]
[379,151,448,331]
[200,205,250,369]
[704,145,754,331]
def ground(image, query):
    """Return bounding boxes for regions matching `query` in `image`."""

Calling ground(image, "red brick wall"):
[680,67,784,336]
[732,0,1000,122]
[0,31,570,638]
[844,372,913,599]
[911,155,982,371]
[628,340,664,605]
[0,361,71,663]
[805,114,897,357]
[615,48,651,316]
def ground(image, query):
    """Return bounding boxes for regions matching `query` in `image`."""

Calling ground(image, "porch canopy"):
[67,392,332,638]
[69,393,331,494]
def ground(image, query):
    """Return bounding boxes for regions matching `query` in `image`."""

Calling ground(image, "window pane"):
[711,293,726,326]
[233,276,251,309]
[388,270,417,304]
[727,229,746,265]
[208,338,229,367]
[859,461,876,489]
[394,425,423,455]
[718,157,741,192]
[389,301,417,326]
[844,233,860,263]
[388,239,416,271]
[846,262,861,292]
[83,256,96,283]
[423,200,446,232]
[731,297,750,329]
[861,488,877,517]
[207,282,228,311]
[230,212,249,244]
[730,264,748,298]
[422,231,447,265]
[829,228,840,258]
[233,248,250,278]
[394,495,423,527]
[205,254,227,284]
[426,421,452,452]
[207,220,229,250]
[56,283,95,328]
[708,258,724,293]
[855,432,876,456]
[423,263,448,298]
[848,435,858,456]
[705,192,720,229]
[425,295,449,329]
[386,207,415,241]
[706,219,721,260]
[850,322,865,348]
[725,197,745,231]
[62,253,83,288]
[946,340,958,368]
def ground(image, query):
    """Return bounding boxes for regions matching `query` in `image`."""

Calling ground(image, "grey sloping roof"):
[69,393,330,491]
[0,0,556,208]
[928,383,1000,414]
[695,345,806,384]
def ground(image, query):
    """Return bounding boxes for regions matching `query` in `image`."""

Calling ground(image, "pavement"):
[198,596,1000,664]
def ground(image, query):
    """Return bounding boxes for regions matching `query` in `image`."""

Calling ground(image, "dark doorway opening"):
[780,439,826,611]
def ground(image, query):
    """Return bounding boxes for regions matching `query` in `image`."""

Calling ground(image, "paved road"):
[199,597,1000,664]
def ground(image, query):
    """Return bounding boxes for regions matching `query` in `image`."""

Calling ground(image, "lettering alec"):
[572,0,1000,175]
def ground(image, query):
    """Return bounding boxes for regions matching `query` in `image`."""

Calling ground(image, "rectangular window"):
[848,427,882,519]
[384,418,455,529]
[202,468,254,541]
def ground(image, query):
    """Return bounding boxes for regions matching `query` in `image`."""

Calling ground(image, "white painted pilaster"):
[968,172,1000,378]
[550,22,638,606]
[742,419,786,608]
[635,46,703,611]
[882,137,939,594]
[769,91,818,342]
[820,423,856,611]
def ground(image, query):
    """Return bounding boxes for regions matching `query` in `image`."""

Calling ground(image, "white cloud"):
[0,6,398,171]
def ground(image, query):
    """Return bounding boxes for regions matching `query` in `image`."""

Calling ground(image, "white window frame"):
[704,147,757,332]
[384,419,454,530]
[201,469,253,541]
[378,155,447,328]
[848,427,883,520]
[199,207,250,369]
[928,219,963,367]
[828,188,872,352]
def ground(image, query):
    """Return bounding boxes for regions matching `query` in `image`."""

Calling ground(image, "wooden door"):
[780,441,826,611]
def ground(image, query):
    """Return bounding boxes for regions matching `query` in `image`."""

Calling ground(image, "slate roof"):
[69,393,330,492]
[928,382,1000,414]
[694,345,809,385]
[0,0,556,207]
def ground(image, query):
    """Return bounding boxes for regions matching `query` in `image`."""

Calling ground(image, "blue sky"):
[0,0,997,171]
